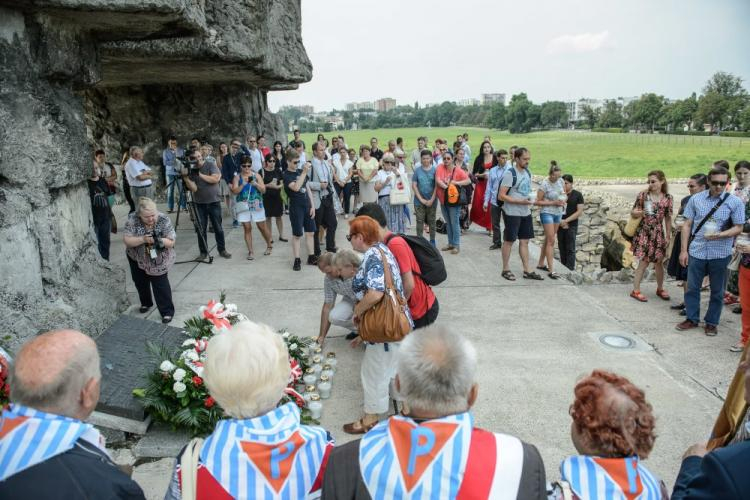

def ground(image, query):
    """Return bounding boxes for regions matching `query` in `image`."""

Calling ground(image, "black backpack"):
[385,234,447,286]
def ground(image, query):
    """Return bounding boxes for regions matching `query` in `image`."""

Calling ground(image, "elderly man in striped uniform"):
[322,325,547,500]
[0,329,145,499]
[165,321,334,499]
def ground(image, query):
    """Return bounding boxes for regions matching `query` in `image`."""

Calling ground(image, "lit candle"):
[318,375,332,399]
[308,395,322,419]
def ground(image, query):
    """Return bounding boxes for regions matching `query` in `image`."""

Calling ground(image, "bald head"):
[10,330,101,419]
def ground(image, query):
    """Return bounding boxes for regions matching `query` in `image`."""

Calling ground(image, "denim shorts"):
[539,212,562,225]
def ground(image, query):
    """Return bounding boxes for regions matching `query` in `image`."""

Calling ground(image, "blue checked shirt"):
[683,190,745,259]
[484,163,510,207]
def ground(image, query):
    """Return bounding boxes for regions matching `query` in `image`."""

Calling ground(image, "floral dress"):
[631,191,673,261]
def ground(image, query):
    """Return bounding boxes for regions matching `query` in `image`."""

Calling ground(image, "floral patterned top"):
[123,213,176,276]
[352,242,413,326]
[631,191,673,261]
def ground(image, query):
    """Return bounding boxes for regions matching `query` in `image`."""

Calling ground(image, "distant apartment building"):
[346,101,374,111]
[481,93,506,106]
[280,104,314,115]
[458,98,480,106]
[375,98,396,112]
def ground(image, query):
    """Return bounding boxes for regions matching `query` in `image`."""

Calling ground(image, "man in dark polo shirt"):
[182,150,232,260]
[558,174,585,270]
[356,203,439,328]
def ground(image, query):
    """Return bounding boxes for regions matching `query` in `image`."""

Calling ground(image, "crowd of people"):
[3,325,748,499]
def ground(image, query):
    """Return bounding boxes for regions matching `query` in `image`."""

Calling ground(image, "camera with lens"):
[178,154,200,176]
[152,230,165,251]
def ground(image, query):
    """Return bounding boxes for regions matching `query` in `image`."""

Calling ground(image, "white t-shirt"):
[376,165,407,197]
[539,177,565,215]
[125,158,152,187]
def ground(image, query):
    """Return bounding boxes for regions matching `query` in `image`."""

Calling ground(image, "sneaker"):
[675,320,700,331]
[704,324,718,336]
[197,253,208,261]
[219,250,232,259]
[670,302,685,310]
[729,342,746,352]
[292,258,302,271]
[489,244,502,250]
[232,220,239,228]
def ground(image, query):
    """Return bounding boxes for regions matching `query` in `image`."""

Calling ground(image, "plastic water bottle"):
[644,198,654,216]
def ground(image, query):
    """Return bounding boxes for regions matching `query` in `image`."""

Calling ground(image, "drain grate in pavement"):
[599,334,636,349]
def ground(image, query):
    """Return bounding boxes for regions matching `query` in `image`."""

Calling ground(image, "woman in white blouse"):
[374,152,407,233]
[333,146,355,218]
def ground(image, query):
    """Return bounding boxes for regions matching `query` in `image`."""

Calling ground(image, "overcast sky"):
[268,0,750,112]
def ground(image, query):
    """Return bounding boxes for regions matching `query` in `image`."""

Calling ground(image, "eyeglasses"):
[711,181,726,187]
[346,233,356,241]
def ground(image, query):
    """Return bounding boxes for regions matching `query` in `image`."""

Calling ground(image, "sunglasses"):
[267,159,276,163]
[346,234,356,241]
[711,181,726,187]
[383,161,394,165]
[648,180,659,184]
[290,160,299,164]
[242,164,252,168]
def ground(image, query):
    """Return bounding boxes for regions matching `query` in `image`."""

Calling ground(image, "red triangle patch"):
[593,457,643,500]
[0,416,28,440]
[240,431,306,494]
[390,419,459,492]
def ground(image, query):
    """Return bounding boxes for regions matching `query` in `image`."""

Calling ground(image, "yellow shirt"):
[356,157,379,182]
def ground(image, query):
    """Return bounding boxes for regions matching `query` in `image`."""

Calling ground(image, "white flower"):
[225,303,238,315]
[159,361,176,372]
[282,331,290,339]
[182,339,197,347]
[173,368,187,382]
[185,350,199,362]
[289,343,298,351]
[173,381,186,393]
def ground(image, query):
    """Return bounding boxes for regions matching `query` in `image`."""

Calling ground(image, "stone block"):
[134,426,191,459]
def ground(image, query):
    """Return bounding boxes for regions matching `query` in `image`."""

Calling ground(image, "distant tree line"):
[281,72,750,134]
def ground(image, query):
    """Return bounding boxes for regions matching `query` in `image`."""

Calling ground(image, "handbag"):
[623,215,642,237]
[233,201,250,217]
[358,248,411,343]
[728,252,741,271]
[389,173,411,205]
[180,438,204,500]
[444,169,467,207]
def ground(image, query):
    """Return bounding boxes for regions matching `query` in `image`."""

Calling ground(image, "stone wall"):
[0,0,310,347]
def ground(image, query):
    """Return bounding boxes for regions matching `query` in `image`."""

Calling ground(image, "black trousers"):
[195,201,226,253]
[314,197,338,255]
[413,298,439,329]
[490,204,503,246]
[557,225,578,270]
[122,177,136,213]
[93,215,111,260]
[127,256,175,317]
[335,182,354,214]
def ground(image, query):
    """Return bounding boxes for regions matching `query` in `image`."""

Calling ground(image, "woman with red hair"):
[343,214,412,434]
[553,370,668,499]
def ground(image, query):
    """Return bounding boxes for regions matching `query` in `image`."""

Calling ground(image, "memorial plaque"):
[94,315,185,424]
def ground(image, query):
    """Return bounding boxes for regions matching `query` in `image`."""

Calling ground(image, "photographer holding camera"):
[123,197,176,323]
[181,150,232,260]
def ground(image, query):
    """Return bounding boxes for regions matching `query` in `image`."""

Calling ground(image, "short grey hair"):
[204,320,290,419]
[10,343,100,417]
[333,248,361,268]
[137,197,157,215]
[129,146,143,157]
[397,325,477,415]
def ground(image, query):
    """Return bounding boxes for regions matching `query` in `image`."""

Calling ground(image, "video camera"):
[177,153,200,176]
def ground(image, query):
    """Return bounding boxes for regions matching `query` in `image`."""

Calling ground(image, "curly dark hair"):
[570,370,656,458]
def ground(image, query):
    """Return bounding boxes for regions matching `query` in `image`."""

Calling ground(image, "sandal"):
[342,417,378,435]
[656,289,670,300]
[630,290,648,302]
[246,252,255,260]
[263,247,272,256]
[729,342,747,353]
[548,272,561,280]
[536,265,549,272]
[501,270,516,281]
[523,271,544,281]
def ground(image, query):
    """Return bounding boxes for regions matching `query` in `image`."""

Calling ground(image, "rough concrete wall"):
[0,0,310,347]
[0,10,127,350]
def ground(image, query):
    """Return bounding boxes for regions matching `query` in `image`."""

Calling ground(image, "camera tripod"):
[168,174,214,265]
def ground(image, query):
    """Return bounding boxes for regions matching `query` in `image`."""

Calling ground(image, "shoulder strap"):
[692,192,730,239]
[376,247,396,291]
[510,167,518,188]
[180,438,204,500]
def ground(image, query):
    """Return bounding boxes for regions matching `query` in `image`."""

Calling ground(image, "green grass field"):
[292,127,750,180]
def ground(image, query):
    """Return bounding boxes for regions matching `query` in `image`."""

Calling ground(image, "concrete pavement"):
[109,204,741,498]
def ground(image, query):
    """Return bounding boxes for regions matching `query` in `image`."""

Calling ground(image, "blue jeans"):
[441,204,461,248]
[166,174,186,211]
[685,255,731,326]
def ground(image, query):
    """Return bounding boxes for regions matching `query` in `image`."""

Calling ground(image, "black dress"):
[667,195,690,280]
[262,167,284,217]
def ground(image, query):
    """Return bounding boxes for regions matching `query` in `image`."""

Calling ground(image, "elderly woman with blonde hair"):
[123,197,176,323]
[165,321,334,499]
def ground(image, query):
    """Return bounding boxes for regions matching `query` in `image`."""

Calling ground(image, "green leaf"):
[132,388,145,398]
